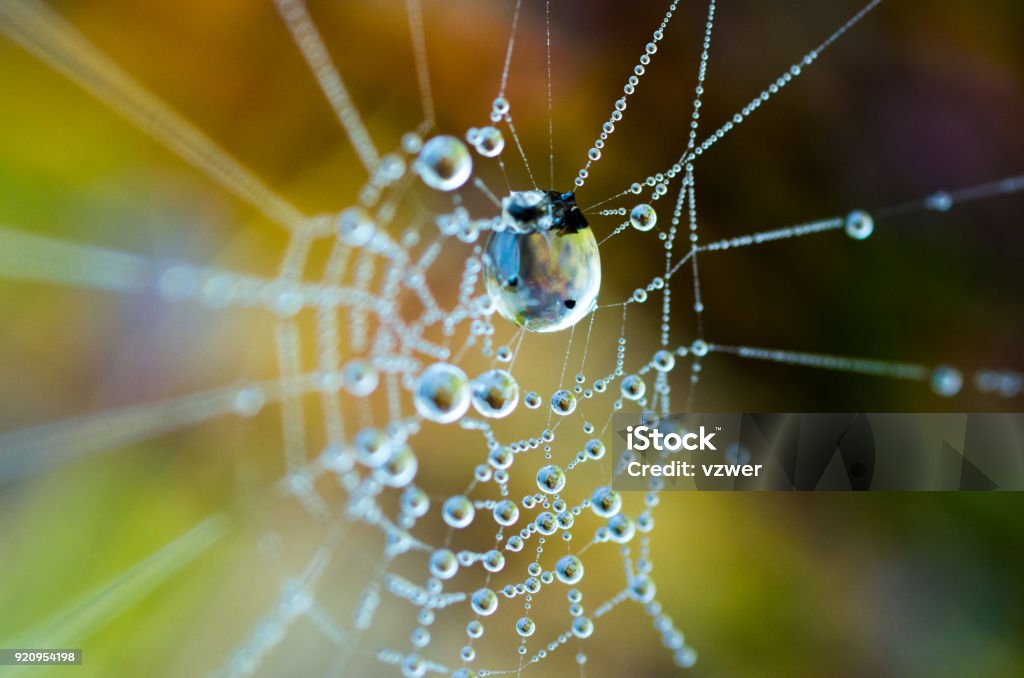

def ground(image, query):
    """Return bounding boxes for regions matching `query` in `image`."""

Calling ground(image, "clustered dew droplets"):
[62,0,1007,673]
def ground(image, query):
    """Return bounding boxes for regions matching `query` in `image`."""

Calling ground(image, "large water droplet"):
[414,363,471,424]
[354,428,391,468]
[442,495,475,528]
[401,486,429,517]
[571,616,594,638]
[584,439,605,460]
[591,486,622,518]
[630,203,657,231]
[555,555,584,584]
[373,444,418,487]
[550,389,577,416]
[620,375,646,401]
[484,201,601,333]
[416,135,472,191]
[536,464,566,494]
[482,549,505,572]
[608,514,636,543]
[628,574,656,603]
[471,369,519,418]
[429,549,458,579]
[515,616,536,637]
[474,126,505,157]
[492,499,520,526]
[652,350,676,372]
[470,588,499,616]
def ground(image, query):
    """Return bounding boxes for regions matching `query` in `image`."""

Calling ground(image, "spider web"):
[0,0,1022,676]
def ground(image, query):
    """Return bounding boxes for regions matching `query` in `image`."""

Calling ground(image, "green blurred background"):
[1,0,1023,676]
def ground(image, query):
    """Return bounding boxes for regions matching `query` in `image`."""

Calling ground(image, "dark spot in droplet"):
[507,276,518,288]
[564,299,576,309]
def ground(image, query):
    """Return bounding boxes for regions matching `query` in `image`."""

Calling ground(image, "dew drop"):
[401,486,429,517]
[233,387,265,417]
[343,360,379,396]
[416,135,472,191]
[608,514,636,543]
[515,617,536,637]
[931,365,963,397]
[471,588,499,616]
[844,209,874,240]
[493,499,520,526]
[630,203,657,231]
[550,390,577,416]
[571,616,594,639]
[628,574,657,603]
[652,349,676,372]
[534,511,558,535]
[402,654,426,678]
[926,191,954,212]
[536,464,566,494]
[413,363,471,424]
[591,487,622,518]
[471,369,520,418]
[354,428,392,468]
[442,495,475,529]
[373,443,418,487]
[483,549,506,572]
[475,126,505,157]
[337,206,376,247]
[429,549,458,579]
[555,555,584,584]
[484,210,601,333]
[620,375,646,401]
[584,439,605,460]
[675,647,698,669]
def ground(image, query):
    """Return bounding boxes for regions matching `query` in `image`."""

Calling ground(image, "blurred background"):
[1,0,1023,675]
